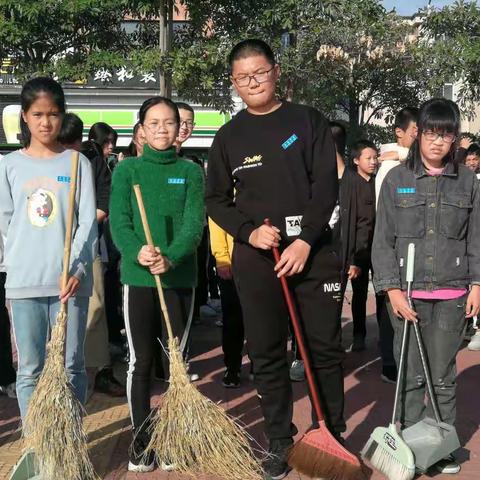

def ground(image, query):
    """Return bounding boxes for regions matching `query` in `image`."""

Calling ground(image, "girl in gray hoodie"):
[0,77,97,420]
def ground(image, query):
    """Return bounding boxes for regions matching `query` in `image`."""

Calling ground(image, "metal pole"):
[159,0,167,95]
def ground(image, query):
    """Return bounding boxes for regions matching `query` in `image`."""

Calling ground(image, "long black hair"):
[20,77,66,147]
[88,122,118,148]
[125,122,141,157]
[406,98,461,172]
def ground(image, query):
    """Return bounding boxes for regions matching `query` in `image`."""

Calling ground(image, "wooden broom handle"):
[133,184,174,341]
[59,151,80,312]
[264,219,325,423]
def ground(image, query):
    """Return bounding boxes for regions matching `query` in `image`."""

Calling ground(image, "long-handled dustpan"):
[401,286,460,472]
[361,243,416,480]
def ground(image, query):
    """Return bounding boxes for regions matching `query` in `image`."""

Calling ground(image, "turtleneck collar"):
[142,144,177,164]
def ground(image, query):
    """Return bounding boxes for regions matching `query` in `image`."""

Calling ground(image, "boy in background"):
[376,107,418,202]
[348,140,378,351]
[465,143,480,179]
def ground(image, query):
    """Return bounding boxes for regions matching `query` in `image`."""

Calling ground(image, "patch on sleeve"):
[285,215,302,236]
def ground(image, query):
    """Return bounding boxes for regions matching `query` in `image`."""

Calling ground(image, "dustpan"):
[401,282,460,472]
[9,451,41,480]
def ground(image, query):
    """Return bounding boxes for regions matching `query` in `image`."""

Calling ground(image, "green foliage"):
[1,0,480,131]
[420,1,480,116]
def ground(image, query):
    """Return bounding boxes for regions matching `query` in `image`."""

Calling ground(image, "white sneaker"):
[128,460,154,472]
[0,382,16,398]
[189,373,200,382]
[468,331,480,351]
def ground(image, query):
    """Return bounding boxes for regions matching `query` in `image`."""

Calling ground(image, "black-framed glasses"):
[422,130,456,144]
[180,120,195,129]
[233,66,275,87]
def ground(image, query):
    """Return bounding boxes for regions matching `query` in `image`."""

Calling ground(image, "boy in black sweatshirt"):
[206,39,343,480]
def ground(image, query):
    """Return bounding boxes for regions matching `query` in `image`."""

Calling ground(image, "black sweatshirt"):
[206,102,338,247]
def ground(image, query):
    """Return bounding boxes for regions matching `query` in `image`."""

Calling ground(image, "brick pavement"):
[1,295,479,479]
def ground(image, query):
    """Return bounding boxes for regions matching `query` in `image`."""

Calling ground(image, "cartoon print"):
[27,188,57,227]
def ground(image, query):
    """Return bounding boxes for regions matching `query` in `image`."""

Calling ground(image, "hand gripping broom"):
[361,243,416,480]
[23,151,99,480]
[133,184,262,480]
[265,220,366,480]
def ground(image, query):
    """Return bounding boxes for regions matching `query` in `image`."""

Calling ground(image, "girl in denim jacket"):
[372,98,480,475]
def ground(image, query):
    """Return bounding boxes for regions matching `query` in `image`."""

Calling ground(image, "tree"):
[419,0,480,118]
[0,0,171,84]
[168,0,431,126]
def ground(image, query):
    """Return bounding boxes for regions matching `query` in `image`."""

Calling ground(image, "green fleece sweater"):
[110,145,205,289]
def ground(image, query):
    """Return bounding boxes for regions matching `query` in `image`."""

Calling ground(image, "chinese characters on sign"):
[92,67,157,86]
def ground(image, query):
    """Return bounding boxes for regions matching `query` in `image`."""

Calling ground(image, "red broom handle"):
[264,219,325,423]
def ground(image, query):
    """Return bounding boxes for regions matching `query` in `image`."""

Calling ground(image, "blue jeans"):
[11,296,88,420]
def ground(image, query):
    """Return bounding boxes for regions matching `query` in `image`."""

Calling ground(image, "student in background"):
[174,102,196,154]
[209,219,245,387]
[88,122,119,169]
[89,122,124,350]
[329,121,347,179]
[348,140,378,352]
[376,107,418,202]
[125,122,146,158]
[59,113,125,398]
[465,143,480,179]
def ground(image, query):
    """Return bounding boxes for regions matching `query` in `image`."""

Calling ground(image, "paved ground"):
[1,294,479,479]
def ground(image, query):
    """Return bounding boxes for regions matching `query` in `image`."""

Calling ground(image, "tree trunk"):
[349,99,360,128]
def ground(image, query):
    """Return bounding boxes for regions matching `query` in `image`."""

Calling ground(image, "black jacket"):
[339,168,372,272]
[206,102,338,247]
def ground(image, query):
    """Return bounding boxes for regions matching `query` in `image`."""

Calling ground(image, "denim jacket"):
[372,162,480,292]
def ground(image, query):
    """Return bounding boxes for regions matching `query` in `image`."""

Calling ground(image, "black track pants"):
[218,278,244,373]
[232,243,345,441]
[123,285,193,432]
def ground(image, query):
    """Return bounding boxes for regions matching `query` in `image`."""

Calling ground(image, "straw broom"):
[133,184,262,480]
[23,151,98,480]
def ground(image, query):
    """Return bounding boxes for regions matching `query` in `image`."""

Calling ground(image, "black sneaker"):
[381,365,397,384]
[222,370,240,388]
[262,438,293,480]
[128,432,155,473]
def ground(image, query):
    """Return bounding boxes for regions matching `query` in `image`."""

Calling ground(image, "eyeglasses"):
[143,121,177,133]
[422,130,456,144]
[180,120,195,129]
[233,66,275,87]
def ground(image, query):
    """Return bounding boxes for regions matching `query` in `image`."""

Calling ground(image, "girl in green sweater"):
[109,97,204,473]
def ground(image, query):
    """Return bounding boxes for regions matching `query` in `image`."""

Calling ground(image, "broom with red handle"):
[265,219,366,480]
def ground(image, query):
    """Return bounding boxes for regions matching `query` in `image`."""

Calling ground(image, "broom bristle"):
[288,428,367,480]
[23,311,98,480]
[363,440,415,480]
[146,337,263,480]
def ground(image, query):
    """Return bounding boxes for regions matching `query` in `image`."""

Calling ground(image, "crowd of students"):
[0,38,479,479]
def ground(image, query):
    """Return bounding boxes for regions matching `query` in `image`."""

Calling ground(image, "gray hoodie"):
[0,149,97,299]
